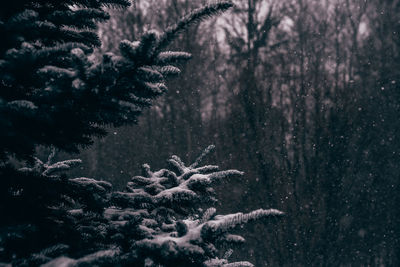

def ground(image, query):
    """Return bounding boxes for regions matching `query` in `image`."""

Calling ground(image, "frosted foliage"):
[19,149,83,178]
[11,146,282,266]
[109,145,283,266]
[0,1,285,266]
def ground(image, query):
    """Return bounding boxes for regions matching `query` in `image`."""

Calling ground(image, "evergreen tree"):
[0,1,282,266]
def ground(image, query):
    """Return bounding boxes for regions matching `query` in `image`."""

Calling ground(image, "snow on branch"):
[157,2,234,51]
[4,145,283,266]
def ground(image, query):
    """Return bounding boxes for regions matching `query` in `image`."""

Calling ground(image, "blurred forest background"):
[63,0,400,265]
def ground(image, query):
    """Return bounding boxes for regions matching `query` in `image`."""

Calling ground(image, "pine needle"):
[156,1,234,50]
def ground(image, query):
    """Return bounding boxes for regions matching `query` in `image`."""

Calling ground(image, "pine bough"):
[0,146,282,266]
[0,1,283,266]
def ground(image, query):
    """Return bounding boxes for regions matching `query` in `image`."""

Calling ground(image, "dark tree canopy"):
[0,0,233,159]
[0,1,283,266]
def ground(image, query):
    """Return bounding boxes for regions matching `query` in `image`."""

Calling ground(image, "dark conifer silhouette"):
[0,1,282,266]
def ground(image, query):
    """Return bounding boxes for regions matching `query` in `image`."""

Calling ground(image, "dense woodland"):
[68,0,400,266]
